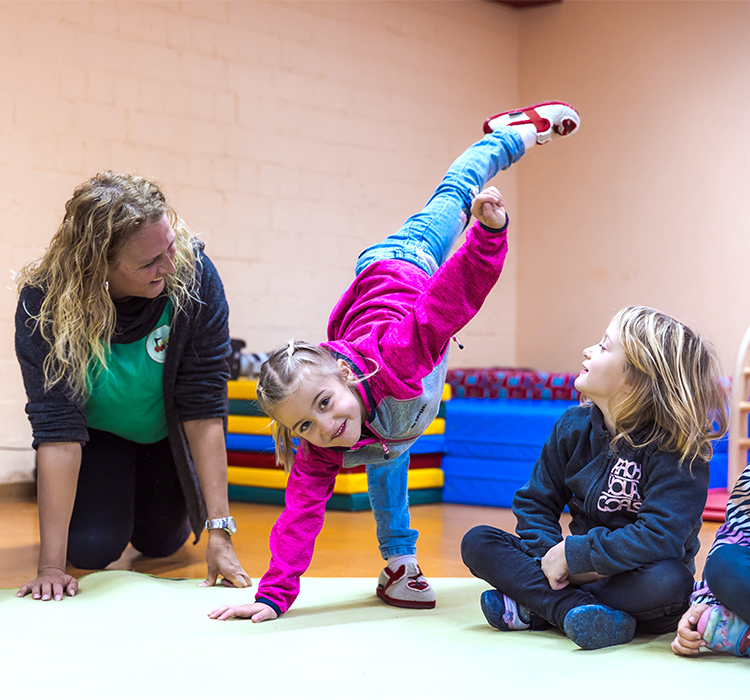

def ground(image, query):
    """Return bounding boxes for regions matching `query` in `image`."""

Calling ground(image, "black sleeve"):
[512,412,575,558]
[14,286,88,448]
[172,253,231,422]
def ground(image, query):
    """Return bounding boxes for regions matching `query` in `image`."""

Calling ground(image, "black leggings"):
[66,429,191,569]
[461,524,694,634]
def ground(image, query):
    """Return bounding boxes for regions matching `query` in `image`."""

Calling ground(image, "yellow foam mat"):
[422,418,444,435]
[227,379,258,400]
[227,415,274,435]
[228,379,450,404]
[228,416,444,436]
[228,466,444,494]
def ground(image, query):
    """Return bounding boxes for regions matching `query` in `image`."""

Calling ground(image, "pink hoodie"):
[255,219,508,614]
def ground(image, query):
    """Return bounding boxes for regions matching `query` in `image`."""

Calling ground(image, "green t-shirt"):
[86,301,173,444]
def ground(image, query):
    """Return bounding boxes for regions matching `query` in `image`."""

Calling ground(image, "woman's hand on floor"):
[17,566,78,601]
[201,530,253,589]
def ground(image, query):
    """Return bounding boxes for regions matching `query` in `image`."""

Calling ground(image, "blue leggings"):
[705,543,750,623]
[358,127,525,559]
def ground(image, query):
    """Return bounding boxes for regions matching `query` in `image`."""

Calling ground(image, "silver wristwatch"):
[205,516,237,536]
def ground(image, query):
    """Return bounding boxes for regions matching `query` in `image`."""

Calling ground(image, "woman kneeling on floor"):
[15,172,250,602]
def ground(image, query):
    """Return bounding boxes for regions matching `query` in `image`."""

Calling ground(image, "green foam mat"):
[228,399,267,416]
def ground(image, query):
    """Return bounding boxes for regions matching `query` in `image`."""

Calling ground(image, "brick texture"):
[0,1,519,482]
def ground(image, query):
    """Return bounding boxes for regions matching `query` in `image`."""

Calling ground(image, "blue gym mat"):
[441,399,728,507]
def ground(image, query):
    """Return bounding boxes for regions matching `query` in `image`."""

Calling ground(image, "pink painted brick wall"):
[0,1,520,482]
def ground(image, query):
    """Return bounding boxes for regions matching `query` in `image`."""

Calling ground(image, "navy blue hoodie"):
[513,403,709,576]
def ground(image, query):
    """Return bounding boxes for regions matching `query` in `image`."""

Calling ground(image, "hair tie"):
[286,340,295,359]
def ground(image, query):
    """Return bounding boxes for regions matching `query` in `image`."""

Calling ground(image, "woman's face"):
[107,214,177,300]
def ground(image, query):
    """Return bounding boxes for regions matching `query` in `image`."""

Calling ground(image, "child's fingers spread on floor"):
[208,605,236,620]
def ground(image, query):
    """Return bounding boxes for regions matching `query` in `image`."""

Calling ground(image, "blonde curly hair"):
[17,171,199,399]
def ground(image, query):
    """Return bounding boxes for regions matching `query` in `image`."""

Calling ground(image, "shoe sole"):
[483,100,579,136]
[376,586,436,610]
[563,606,636,651]
[480,590,510,630]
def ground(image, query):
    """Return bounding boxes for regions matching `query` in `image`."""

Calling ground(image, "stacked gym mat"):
[445,371,730,509]
[226,379,450,511]
[440,368,576,507]
[441,399,575,507]
[225,369,729,513]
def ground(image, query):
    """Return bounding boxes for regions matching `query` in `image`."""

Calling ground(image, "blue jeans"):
[362,127,525,559]
[462,525,694,634]
[355,127,525,276]
[705,543,750,623]
[367,451,415,559]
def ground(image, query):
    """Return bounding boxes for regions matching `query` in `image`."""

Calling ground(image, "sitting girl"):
[671,462,750,658]
[462,306,728,650]
[209,101,581,622]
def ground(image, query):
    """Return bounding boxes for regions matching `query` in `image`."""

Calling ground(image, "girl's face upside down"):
[273,363,367,449]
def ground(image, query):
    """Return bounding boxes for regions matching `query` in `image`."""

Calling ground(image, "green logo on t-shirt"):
[146,325,170,363]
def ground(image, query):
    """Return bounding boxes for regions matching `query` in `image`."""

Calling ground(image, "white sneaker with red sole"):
[484,101,580,144]
[376,562,436,609]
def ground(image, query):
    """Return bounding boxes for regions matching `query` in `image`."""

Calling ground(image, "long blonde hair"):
[17,171,199,399]
[604,306,727,465]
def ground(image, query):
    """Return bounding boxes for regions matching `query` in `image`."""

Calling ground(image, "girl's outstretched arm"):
[470,187,507,230]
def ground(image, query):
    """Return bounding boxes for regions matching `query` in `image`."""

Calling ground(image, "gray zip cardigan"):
[15,242,231,542]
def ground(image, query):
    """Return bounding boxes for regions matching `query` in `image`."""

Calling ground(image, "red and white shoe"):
[376,563,436,610]
[484,101,580,144]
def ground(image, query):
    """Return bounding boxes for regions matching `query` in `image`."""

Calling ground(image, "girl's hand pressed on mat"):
[470,186,507,229]
[17,566,78,602]
[208,601,278,623]
[540,541,570,590]
[671,603,709,656]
